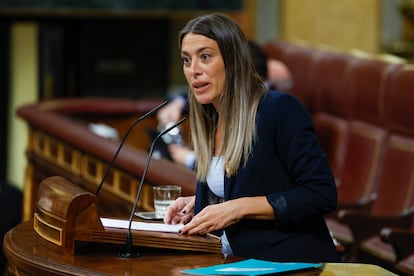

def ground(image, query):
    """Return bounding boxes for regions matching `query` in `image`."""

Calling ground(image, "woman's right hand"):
[163,195,195,225]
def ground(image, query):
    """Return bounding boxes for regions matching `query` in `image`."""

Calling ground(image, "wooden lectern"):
[33,176,221,255]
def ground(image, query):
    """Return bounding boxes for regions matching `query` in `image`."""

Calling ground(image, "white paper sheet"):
[100,217,183,233]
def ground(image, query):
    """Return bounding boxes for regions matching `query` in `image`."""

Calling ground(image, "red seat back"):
[371,65,414,216]
[336,57,401,204]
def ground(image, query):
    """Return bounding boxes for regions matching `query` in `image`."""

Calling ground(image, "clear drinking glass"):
[153,185,181,219]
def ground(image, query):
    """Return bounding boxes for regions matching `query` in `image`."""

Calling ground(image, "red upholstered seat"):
[352,132,414,274]
[381,227,414,276]
[397,255,414,276]
[279,45,321,110]
[316,54,397,201]
[324,57,403,261]
[264,41,414,272]
[311,51,356,116]
[263,40,321,111]
[263,40,295,64]
[355,66,414,275]
[313,113,349,177]
[311,51,357,178]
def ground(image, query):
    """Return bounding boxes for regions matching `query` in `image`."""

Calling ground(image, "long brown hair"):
[179,13,266,181]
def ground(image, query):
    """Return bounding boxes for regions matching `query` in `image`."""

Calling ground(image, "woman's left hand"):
[179,199,242,235]
[179,196,275,235]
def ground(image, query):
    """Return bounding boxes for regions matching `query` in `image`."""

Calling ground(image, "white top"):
[206,156,225,198]
[205,156,233,256]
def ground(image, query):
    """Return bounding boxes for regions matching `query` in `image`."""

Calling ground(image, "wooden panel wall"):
[281,0,381,53]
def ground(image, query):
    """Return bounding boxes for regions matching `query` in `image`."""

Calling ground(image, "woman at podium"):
[164,13,340,263]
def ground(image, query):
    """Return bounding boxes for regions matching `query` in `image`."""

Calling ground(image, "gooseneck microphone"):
[95,100,168,196]
[117,117,187,258]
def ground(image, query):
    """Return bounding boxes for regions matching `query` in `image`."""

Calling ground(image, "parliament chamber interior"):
[1,1,414,275]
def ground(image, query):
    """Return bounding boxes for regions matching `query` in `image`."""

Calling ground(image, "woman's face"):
[181,33,226,109]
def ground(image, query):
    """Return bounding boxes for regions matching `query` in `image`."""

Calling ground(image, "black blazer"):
[194,91,340,262]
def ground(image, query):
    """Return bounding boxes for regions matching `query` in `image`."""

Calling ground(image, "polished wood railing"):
[17,98,196,221]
